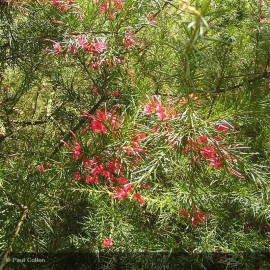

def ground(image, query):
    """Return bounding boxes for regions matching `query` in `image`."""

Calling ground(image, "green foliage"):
[0,0,270,269]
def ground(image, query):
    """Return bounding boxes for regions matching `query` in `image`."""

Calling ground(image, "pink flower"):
[78,38,89,48]
[100,1,109,14]
[92,42,107,54]
[53,43,63,52]
[148,20,158,26]
[102,238,113,247]
[142,96,167,120]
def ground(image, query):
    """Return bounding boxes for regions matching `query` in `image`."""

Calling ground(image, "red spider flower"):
[61,131,81,160]
[113,188,129,200]
[72,172,82,181]
[117,177,129,185]
[36,165,45,173]
[200,145,216,159]
[133,193,144,204]
[51,0,60,6]
[179,209,188,219]
[102,238,113,247]
[215,123,230,132]
[82,104,123,134]
[85,175,99,184]
[210,159,222,169]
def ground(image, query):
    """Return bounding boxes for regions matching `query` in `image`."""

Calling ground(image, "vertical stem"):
[0,206,28,270]
[109,197,115,239]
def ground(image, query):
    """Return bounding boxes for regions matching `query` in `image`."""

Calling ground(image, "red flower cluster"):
[102,238,113,247]
[61,131,81,160]
[123,32,137,49]
[142,95,176,121]
[63,142,145,204]
[179,208,210,228]
[95,0,123,19]
[83,156,124,184]
[75,37,107,54]
[82,104,124,135]
[51,0,81,15]
[36,161,50,174]
[122,132,148,156]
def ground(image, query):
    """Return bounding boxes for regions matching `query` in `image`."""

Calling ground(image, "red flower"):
[117,177,129,185]
[82,104,124,134]
[102,238,113,247]
[141,183,151,189]
[51,0,60,6]
[60,4,68,12]
[228,167,244,179]
[113,91,120,97]
[69,46,78,53]
[215,123,230,132]
[114,0,123,11]
[180,208,208,227]
[133,193,144,204]
[209,159,222,169]
[123,32,136,49]
[90,119,107,134]
[179,209,188,219]
[61,131,81,160]
[200,145,216,159]
[72,172,82,181]
[113,188,129,200]
[36,165,45,173]
[198,136,208,143]
[192,211,206,227]
[123,183,132,192]
[85,175,99,184]
[142,96,167,120]
[53,43,63,52]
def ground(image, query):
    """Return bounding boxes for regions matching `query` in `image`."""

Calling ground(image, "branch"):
[50,97,104,158]
[11,120,47,126]
[220,72,270,93]
[0,205,28,270]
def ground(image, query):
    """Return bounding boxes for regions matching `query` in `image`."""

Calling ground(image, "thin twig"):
[0,205,28,270]
[50,97,104,158]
